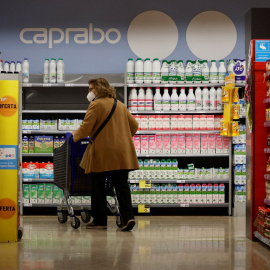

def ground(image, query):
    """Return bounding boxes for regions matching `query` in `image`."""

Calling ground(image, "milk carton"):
[156,134,163,154]
[45,184,53,203]
[189,184,196,204]
[184,115,192,130]
[22,162,39,179]
[53,185,60,204]
[156,115,163,130]
[149,185,156,204]
[140,115,148,130]
[160,184,167,204]
[222,137,230,154]
[30,184,37,204]
[143,159,150,180]
[54,136,60,149]
[177,134,185,153]
[214,115,221,130]
[171,115,178,130]
[195,184,202,204]
[200,115,207,130]
[234,165,242,184]
[76,119,83,129]
[133,135,141,154]
[241,165,246,185]
[163,134,170,154]
[37,184,45,203]
[22,136,29,153]
[149,135,156,154]
[155,184,161,204]
[166,159,173,179]
[138,189,145,204]
[215,134,223,153]
[201,184,207,203]
[149,159,156,180]
[133,115,141,130]
[166,184,173,204]
[138,159,144,179]
[192,115,200,130]
[59,136,65,147]
[213,184,219,204]
[178,184,184,203]
[207,184,213,204]
[177,168,184,179]
[133,184,139,204]
[208,134,216,154]
[82,196,91,204]
[34,136,53,153]
[162,115,170,130]
[192,134,200,154]
[178,115,185,130]
[69,119,76,130]
[155,159,161,180]
[148,115,156,130]
[171,134,178,154]
[218,184,225,204]
[201,134,208,154]
[186,134,193,154]
[172,159,178,179]
[184,184,190,203]
[160,159,167,180]
[23,184,30,203]
[206,115,214,130]
[40,162,54,179]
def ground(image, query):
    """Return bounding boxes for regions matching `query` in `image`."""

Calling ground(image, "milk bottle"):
[185,60,193,83]
[126,58,135,84]
[57,58,65,83]
[137,88,145,111]
[218,60,226,84]
[49,58,56,83]
[187,88,195,111]
[10,61,15,73]
[210,60,218,83]
[144,58,152,84]
[135,58,144,84]
[4,61,10,73]
[202,87,210,111]
[192,60,202,83]
[22,58,29,83]
[210,87,217,110]
[152,58,161,83]
[162,88,171,111]
[128,88,138,111]
[145,87,153,111]
[43,59,49,83]
[202,60,210,83]
[177,60,185,84]
[154,87,162,111]
[216,87,222,110]
[169,60,177,84]
[179,88,187,111]
[227,59,235,74]
[195,87,202,111]
[161,60,169,83]
[0,60,3,72]
[16,61,22,73]
[171,87,179,111]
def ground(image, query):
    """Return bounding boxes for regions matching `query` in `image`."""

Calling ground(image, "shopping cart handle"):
[65,132,73,140]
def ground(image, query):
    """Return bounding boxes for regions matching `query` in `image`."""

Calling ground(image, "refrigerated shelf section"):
[23,130,71,135]
[130,110,223,115]
[23,110,87,114]
[22,83,124,87]
[137,153,229,158]
[136,130,220,135]
[132,203,229,208]
[128,179,229,184]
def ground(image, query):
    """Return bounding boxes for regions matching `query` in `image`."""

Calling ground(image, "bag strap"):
[90,98,117,143]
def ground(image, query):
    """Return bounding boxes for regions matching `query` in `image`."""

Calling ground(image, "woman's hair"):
[88,78,116,99]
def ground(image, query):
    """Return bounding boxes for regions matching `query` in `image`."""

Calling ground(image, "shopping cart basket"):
[53,133,122,229]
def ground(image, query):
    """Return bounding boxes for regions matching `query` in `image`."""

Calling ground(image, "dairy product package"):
[171,115,178,130]
[133,115,141,130]
[45,183,53,203]
[22,162,39,179]
[162,115,170,130]
[207,184,213,204]
[30,184,38,204]
[178,115,185,130]
[215,134,223,153]
[141,135,149,154]
[200,115,207,130]
[34,136,53,153]
[53,185,60,204]
[192,115,200,130]
[201,184,207,203]
[23,184,30,203]
[186,134,193,154]
[192,134,200,154]
[214,115,221,130]
[213,184,219,204]
[222,137,230,154]
[37,184,45,203]
[156,134,163,154]
[148,115,156,130]
[140,115,148,130]
[155,115,163,130]
[201,134,208,154]
[218,184,225,203]
[206,115,214,130]
[195,184,202,204]
[189,184,196,204]
[171,134,178,154]
[184,115,192,130]
[133,135,141,154]
[233,59,246,83]
[184,184,190,203]
[178,134,185,153]
[163,134,170,154]
[208,134,216,154]
[148,135,156,154]
[178,184,184,203]
[40,162,54,179]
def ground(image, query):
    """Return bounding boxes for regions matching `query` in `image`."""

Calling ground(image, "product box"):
[213,184,219,204]
[22,162,40,179]
[160,159,167,180]
[178,115,185,130]
[37,184,45,203]
[162,115,170,130]
[143,159,150,180]
[186,134,193,154]
[192,134,200,154]
[148,115,156,130]
[45,184,53,203]
[195,184,202,204]
[189,184,196,204]
[163,134,170,154]
[206,115,214,130]
[207,184,213,204]
[155,184,161,204]
[183,184,190,203]
[133,135,141,154]
[155,159,161,180]
[156,134,163,154]
[222,137,230,154]
[40,119,57,130]
[241,165,246,184]
[177,134,185,153]
[34,136,53,153]
[137,159,144,180]
[215,134,223,153]
[40,162,54,179]
[74,196,82,204]
[133,115,141,130]
[148,135,156,154]
[201,134,208,154]
[234,165,242,184]
[192,115,200,130]
[184,115,193,130]
[140,115,148,130]
[214,115,221,130]
[76,119,83,129]
[22,136,29,153]
[23,184,30,203]
[156,115,163,130]
[208,134,216,154]
[171,115,178,130]
[178,184,184,204]
[82,196,91,204]
[58,119,71,130]
[201,184,207,203]
[218,184,225,204]
[171,134,178,154]
[53,185,60,204]
[30,184,37,204]
[200,115,207,130]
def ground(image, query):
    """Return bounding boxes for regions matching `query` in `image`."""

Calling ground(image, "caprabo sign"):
[20,23,121,48]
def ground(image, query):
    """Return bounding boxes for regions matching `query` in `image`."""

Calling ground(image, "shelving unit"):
[129,179,229,184]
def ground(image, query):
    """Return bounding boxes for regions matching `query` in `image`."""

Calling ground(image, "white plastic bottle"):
[195,87,202,111]
[22,58,29,83]
[202,60,210,83]
[179,88,187,111]
[57,58,65,83]
[218,60,226,84]
[10,61,15,73]
[161,60,169,84]
[177,60,185,84]
[152,58,161,83]
[4,61,10,73]
[135,58,144,84]
[162,88,171,111]
[0,60,3,72]
[126,58,135,84]
[16,61,22,73]
[43,59,49,83]
[169,60,177,84]
[128,88,138,111]
[210,87,217,110]
[227,59,235,74]
[187,88,195,111]
[210,60,218,83]
[185,60,193,83]
[145,87,154,111]
[216,87,222,110]
[49,58,56,83]
[202,87,210,111]
[193,60,202,84]
[144,58,152,84]
[154,87,162,111]
[171,87,179,111]
[137,87,145,111]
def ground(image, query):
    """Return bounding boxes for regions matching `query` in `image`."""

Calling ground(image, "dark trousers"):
[90,170,134,226]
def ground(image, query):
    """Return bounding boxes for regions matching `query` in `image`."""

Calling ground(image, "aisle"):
[0,216,270,270]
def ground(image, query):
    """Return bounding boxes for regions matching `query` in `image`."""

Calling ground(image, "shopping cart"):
[53,133,122,229]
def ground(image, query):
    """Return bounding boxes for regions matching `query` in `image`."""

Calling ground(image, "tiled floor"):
[0,216,270,270]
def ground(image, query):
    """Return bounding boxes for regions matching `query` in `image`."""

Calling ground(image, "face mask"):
[87,92,95,102]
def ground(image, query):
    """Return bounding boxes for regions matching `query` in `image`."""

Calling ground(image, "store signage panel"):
[0,145,18,170]
[255,40,270,62]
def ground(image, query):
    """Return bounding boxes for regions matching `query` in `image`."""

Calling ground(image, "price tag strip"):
[138,204,150,213]
[139,180,151,189]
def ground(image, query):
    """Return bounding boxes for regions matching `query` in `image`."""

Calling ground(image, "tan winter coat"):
[73,97,139,174]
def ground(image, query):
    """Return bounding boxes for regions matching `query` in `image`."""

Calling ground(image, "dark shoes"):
[121,219,136,231]
[86,222,107,230]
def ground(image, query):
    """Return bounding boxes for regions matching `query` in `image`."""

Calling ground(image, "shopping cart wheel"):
[116,215,122,228]
[57,211,68,224]
[81,210,91,223]
[71,217,80,229]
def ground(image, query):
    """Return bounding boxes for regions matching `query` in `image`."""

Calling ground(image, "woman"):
[72,78,139,231]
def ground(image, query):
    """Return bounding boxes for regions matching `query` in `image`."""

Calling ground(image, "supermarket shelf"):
[22,153,53,157]
[137,153,229,157]
[129,179,229,184]
[264,148,270,154]
[264,198,270,206]
[23,130,71,134]
[254,231,270,247]
[127,83,225,88]
[264,174,270,181]
[264,122,270,128]
[23,178,54,183]
[130,110,223,115]
[136,130,220,135]
[132,203,229,208]
[23,203,91,207]
[23,110,86,114]
[22,83,124,87]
